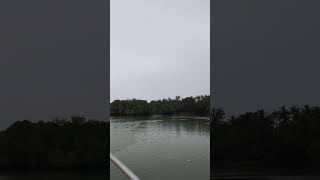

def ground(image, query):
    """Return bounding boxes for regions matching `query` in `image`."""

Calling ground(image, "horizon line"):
[110,94,210,103]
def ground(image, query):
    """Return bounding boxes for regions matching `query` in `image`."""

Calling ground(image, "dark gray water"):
[110,116,210,180]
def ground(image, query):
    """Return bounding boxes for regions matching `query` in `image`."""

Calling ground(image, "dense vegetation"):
[0,117,108,171]
[111,95,210,116]
[211,105,320,172]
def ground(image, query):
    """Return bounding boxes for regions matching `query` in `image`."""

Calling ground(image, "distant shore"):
[110,95,210,116]
[110,114,210,121]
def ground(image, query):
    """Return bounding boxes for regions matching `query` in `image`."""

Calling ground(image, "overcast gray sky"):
[212,0,320,116]
[111,0,210,102]
[0,0,107,129]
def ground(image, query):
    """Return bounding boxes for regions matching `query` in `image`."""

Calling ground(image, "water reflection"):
[111,116,209,135]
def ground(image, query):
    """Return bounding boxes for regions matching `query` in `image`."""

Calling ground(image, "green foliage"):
[212,105,320,170]
[110,95,210,116]
[0,117,109,171]
[111,99,152,115]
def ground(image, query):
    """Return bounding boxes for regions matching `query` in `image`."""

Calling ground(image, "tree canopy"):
[212,105,320,172]
[110,95,210,116]
[0,117,108,171]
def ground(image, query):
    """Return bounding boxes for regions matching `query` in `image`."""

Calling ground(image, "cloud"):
[111,0,210,101]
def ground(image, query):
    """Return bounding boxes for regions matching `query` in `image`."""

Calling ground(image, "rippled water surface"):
[110,116,210,180]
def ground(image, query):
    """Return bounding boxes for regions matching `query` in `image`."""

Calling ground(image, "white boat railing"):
[110,153,140,180]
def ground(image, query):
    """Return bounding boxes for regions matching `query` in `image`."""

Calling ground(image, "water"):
[110,115,210,180]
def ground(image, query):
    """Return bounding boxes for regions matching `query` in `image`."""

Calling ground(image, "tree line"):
[110,95,210,116]
[0,117,108,171]
[211,105,320,171]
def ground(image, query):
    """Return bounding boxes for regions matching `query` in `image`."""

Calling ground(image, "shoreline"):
[111,114,209,120]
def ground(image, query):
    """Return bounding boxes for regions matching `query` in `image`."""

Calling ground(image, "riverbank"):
[111,114,210,121]
[110,95,210,116]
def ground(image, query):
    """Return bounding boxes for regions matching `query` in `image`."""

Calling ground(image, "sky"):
[0,0,108,129]
[110,0,210,102]
[3,0,319,128]
[212,0,320,116]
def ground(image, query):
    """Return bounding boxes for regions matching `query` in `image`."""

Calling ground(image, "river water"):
[110,115,210,180]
